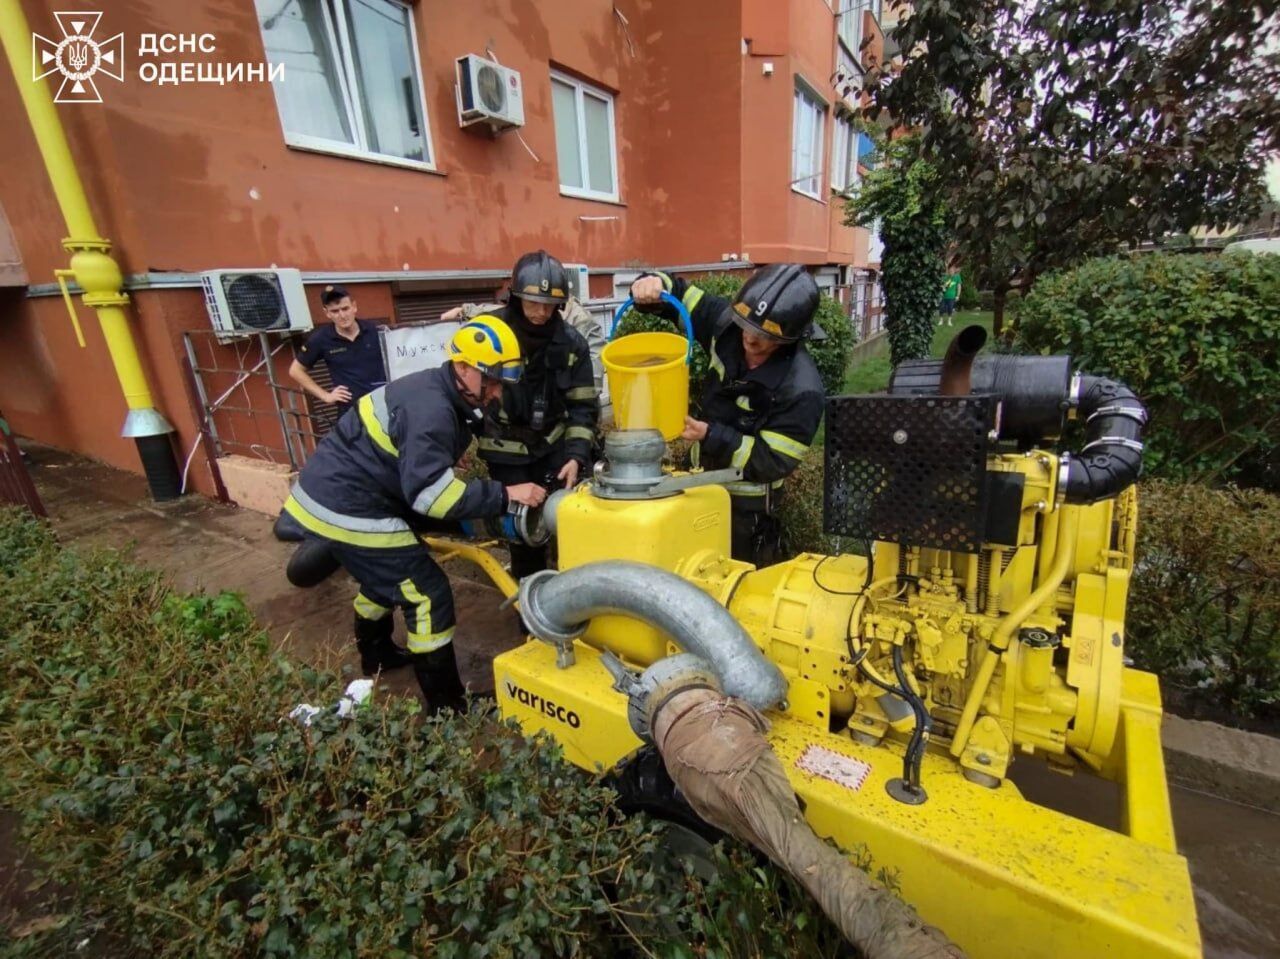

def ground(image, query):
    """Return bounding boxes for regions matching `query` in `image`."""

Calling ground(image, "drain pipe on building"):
[0,0,181,500]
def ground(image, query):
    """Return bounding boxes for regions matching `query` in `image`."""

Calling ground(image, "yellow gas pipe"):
[0,0,178,495]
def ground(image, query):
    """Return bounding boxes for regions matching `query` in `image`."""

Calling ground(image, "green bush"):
[810,289,858,397]
[1128,483,1280,720]
[0,508,850,957]
[777,450,837,555]
[975,289,1020,315]
[1014,253,1280,489]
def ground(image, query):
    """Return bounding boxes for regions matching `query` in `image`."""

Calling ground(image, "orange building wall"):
[0,0,879,494]
[740,0,877,263]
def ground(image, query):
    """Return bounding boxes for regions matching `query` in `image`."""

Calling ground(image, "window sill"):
[558,189,626,207]
[284,138,445,176]
[791,186,827,205]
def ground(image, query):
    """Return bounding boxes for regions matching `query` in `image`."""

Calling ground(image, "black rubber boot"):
[354,614,412,675]
[411,644,467,716]
[273,508,306,542]
[286,538,342,588]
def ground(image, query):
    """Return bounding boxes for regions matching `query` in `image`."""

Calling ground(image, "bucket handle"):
[609,292,694,365]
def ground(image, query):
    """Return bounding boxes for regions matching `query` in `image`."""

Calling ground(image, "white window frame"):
[830,112,860,194]
[261,0,437,173]
[550,69,620,203]
[836,0,863,58]
[791,81,827,201]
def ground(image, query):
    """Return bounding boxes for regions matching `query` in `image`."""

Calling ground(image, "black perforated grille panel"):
[824,395,996,552]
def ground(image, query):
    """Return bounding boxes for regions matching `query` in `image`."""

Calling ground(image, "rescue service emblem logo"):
[33,12,125,104]
[502,677,582,729]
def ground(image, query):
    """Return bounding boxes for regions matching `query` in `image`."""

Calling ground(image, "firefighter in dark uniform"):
[478,251,598,578]
[630,264,825,567]
[282,316,547,714]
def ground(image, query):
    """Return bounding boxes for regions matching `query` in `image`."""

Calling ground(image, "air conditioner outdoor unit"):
[455,54,525,131]
[201,268,312,340]
[562,263,591,302]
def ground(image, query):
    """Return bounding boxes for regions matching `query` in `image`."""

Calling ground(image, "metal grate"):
[824,394,995,552]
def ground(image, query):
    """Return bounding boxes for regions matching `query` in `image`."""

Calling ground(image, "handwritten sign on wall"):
[379,321,461,381]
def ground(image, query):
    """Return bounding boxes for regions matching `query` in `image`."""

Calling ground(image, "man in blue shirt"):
[289,285,388,417]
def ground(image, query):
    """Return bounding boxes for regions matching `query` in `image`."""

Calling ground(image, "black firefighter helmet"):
[511,250,570,305]
[728,263,820,343]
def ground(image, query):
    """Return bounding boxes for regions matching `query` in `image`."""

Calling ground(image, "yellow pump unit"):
[493,328,1199,959]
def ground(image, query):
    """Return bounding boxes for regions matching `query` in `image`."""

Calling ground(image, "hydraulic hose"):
[1059,375,1147,504]
[892,645,931,795]
[519,561,788,710]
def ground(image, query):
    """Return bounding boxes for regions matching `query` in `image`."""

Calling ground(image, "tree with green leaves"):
[845,135,947,367]
[866,0,1280,334]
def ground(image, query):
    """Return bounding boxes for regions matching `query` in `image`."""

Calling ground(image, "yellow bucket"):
[601,331,689,440]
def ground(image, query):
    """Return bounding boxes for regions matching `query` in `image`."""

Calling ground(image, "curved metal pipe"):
[519,561,788,710]
[938,324,988,396]
[950,508,1080,757]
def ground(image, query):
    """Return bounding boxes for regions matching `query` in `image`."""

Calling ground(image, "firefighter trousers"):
[328,539,465,713]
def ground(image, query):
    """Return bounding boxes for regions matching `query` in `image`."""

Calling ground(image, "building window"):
[550,70,619,202]
[792,84,826,200]
[857,132,878,171]
[831,113,859,193]
[256,0,433,169]
[837,0,863,55]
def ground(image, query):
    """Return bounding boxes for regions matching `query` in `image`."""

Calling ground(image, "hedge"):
[1128,482,1280,720]
[1014,253,1280,490]
[0,508,851,958]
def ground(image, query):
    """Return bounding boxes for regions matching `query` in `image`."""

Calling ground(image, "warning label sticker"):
[795,745,872,792]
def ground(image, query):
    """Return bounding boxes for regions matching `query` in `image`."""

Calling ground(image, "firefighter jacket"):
[285,364,507,549]
[460,297,607,405]
[476,304,598,467]
[638,273,825,509]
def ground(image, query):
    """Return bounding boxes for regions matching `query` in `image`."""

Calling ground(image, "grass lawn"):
[842,311,994,394]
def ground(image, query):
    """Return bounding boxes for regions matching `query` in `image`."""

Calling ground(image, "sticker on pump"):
[795,745,872,792]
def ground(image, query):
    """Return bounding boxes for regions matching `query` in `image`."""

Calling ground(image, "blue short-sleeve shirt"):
[297,319,388,403]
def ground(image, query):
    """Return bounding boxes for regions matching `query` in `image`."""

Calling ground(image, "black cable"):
[892,645,932,795]
[836,537,932,794]
[812,535,874,596]
[853,654,914,789]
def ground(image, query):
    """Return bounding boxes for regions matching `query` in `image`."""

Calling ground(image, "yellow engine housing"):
[494,452,1200,959]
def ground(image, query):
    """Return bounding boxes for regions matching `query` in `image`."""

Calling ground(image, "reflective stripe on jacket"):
[477,304,598,466]
[287,364,506,549]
